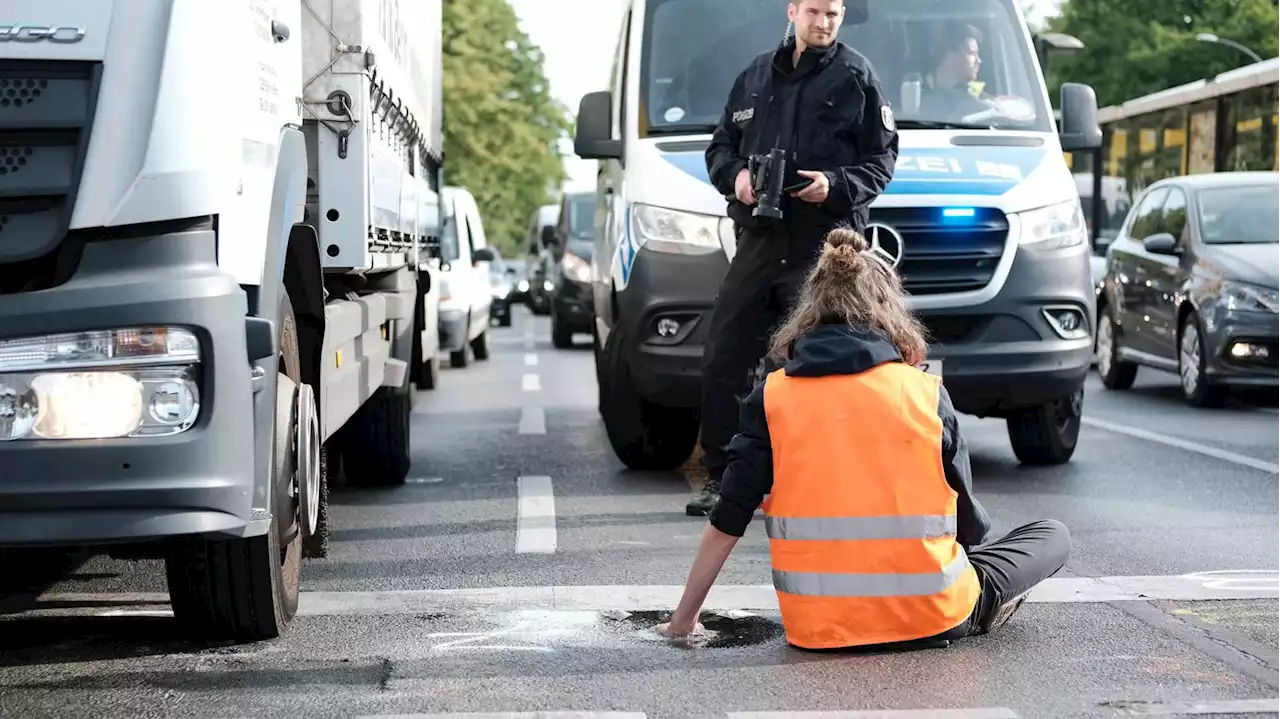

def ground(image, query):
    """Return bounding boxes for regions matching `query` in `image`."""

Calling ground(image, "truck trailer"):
[0,0,458,640]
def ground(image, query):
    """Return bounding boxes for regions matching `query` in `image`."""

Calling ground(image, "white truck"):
[0,0,469,640]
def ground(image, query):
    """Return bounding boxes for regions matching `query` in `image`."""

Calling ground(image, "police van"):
[574,0,1103,470]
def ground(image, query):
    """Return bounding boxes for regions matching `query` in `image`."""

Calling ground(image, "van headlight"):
[632,204,722,253]
[1017,199,1086,249]
[561,252,592,283]
[0,327,201,442]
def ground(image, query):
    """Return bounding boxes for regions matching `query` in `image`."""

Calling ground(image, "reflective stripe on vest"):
[761,361,981,649]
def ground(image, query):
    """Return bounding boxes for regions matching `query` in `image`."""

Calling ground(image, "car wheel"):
[1179,312,1228,407]
[1096,302,1138,390]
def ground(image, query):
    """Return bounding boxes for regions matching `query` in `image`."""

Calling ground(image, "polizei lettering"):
[0,25,86,43]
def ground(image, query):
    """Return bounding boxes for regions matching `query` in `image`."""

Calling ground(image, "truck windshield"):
[640,0,1052,137]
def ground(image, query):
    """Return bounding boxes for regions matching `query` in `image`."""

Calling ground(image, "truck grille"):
[867,206,1009,296]
[0,60,101,293]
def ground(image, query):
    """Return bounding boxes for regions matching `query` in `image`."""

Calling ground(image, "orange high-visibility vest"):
[761,361,981,649]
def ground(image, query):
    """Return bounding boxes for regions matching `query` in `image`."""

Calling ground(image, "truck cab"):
[575,0,1102,470]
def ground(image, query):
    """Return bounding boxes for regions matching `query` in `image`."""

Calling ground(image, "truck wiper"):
[896,119,997,130]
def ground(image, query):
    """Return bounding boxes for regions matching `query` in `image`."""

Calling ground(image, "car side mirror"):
[574,91,622,160]
[540,225,558,249]
[1141,232,1178,255]
[471,247,496,264]
[1059,83,1102,151]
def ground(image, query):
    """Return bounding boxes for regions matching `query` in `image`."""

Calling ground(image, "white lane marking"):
[358,714,646,719]
[407,477,444,485]
[515,475,556,554]
[521,374,541,392]
[30,570,1280,618]
[524,353,538,366]
[358,706,645,711]
[1104,698,1280,715]
[1083,416,1279,474]
[518,407,546,435]
[727,706,1013,711]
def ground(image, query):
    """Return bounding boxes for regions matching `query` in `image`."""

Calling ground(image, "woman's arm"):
[660,524,741,635]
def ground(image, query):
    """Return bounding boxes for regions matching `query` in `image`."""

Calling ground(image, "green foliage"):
[443,0,571,256]
[1044,0,1279,109]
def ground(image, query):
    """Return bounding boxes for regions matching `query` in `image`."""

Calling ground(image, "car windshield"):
[567,195,595,240]
[1198,185,1279,245]
[640,0,1051,136]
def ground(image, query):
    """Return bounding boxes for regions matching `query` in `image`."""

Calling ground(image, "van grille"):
[867,206,1009,296]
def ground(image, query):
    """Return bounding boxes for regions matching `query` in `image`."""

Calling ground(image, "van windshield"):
[640,0,1052,137]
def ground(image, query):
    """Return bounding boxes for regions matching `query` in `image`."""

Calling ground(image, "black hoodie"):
[709,323,992,547]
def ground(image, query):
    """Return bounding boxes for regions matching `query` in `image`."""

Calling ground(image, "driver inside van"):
[919,22,996,121]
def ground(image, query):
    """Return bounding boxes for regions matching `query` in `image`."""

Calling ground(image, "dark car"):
[548,191,597,348]
[1096,171,1278,406]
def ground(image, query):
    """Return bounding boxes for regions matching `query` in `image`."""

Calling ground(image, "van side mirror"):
[1142,232,1178,255]
[540,225,558,249]
[574,91,622,160]
[1059,83,1102,151]
[471,247,496,263]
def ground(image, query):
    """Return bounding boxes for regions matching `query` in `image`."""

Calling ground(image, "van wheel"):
[340,387,412,487]
[471,328,490,361]
[1096,302,1137,389]
[165,291,303,641]
[600,324,699,470]
[1006,389,1083,466]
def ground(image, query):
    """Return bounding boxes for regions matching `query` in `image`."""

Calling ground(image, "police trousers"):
[699,226,809,482]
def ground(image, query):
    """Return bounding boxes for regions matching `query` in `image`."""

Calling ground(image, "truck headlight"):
[1017,199,1086,249]
[0,327,201,442]
[1222,280,1279,314]
[632,204,722,253]
[561,252,592,283]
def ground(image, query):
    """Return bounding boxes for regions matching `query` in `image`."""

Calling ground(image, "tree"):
[442,0,571,257]
[1044,0,1279,108]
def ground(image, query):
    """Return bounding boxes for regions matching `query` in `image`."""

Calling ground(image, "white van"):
[438,186,497,368]
[575,0,1103,470]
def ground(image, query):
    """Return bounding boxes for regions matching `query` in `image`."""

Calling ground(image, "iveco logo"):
[0,25,86,43]
[865,223,905,268]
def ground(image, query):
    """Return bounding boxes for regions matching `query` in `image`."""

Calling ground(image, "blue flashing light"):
[942,207,976,218]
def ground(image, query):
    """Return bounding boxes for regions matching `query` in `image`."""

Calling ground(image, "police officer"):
[687,0,899,516]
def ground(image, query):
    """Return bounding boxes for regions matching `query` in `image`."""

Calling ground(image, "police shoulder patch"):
[880,104,895,132]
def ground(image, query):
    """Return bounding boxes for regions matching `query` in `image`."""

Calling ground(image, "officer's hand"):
[734,168,756,206]
[793,170,829,204]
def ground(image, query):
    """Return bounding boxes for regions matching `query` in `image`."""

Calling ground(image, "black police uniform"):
[688,35,899,516]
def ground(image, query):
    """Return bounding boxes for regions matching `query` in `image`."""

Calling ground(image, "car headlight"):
[0,327,201,442]
[491,280,512,298]
[561,252,592,283]
[517,279,530,292]
[1017,199,1086,249]
[1222,280,1279,314]
[632,203,722,253]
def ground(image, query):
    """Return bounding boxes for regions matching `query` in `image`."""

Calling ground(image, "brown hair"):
[768,227,928,365]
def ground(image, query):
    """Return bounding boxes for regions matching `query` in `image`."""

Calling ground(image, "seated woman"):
[658,227,1072,649]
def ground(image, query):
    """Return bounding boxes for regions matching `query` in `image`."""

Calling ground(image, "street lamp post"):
[1194,33,1265,64]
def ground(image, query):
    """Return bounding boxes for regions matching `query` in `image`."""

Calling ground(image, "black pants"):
[699,227,808,483]
[940,519,1073,639]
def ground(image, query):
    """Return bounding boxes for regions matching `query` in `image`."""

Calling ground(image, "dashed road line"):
[515,475,556,554]
[524,353,538,366]
[522,373,541,392]
[1101,697,1279,715]
[518,407,546,435]
[1083,416,1279,474]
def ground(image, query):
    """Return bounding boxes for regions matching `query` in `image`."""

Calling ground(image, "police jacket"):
[705,37,899,254]
[709,323,992,547]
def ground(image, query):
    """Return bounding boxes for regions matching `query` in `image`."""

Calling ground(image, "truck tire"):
[165,291,304,641]
[1006,389,1083,466]
[302,445,331,558]
[340,387,412,487]
[600,324,699,470]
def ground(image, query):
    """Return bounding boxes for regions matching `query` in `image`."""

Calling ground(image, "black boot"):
[685,474,722,516]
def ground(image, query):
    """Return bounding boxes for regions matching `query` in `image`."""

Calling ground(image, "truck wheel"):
[302,446,332,559]
[600,324,699,470]
[1006,389,1083,466]
[340,387,412,487]
[471,328,490,361]
[165,291,304,641]
[417,351,440,390]
[450,347,468,368]
[1096,302,1137,389]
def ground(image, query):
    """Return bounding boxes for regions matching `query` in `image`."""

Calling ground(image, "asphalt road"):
[1,306,1277,719]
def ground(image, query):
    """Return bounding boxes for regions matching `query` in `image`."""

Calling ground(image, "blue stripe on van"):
[660,146,1047,197]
